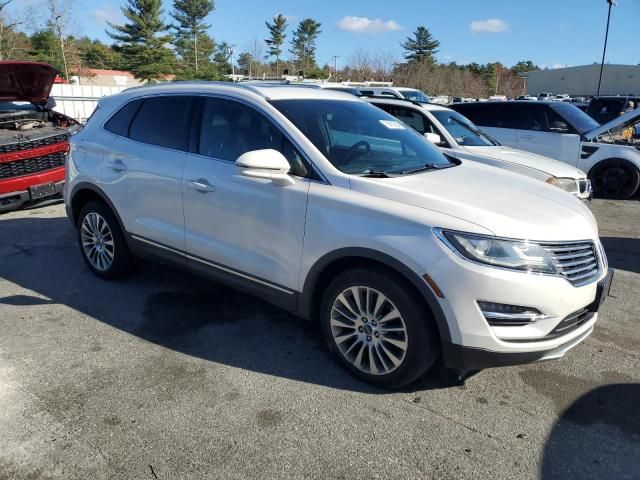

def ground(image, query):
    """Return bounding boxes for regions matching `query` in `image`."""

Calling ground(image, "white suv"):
[65,83,611,388]
[363,97,592,201]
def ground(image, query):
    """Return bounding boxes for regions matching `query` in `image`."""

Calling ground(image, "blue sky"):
[12,0,640,69]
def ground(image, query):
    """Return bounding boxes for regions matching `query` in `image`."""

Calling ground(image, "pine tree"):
[265,13,287,76]
[401,26,440,64]
[171,0,215,73]
[106,0,175,82]
[289,18,321,76]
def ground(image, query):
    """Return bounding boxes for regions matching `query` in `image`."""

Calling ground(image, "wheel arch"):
[587,156,640,177]
[298,247,452,343]
[69,182,126,234]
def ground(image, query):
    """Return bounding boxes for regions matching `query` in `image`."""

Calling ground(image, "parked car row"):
[450,100,640,199]
[64,81,612,388]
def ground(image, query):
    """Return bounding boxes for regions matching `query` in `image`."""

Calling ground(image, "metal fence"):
[50,84,128,123]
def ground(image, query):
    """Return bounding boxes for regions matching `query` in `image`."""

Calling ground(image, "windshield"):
[550,103,600,134]
[0,101,37,112]
[400,89,430,103]
[271,99,454,175]
[431,110,498,147]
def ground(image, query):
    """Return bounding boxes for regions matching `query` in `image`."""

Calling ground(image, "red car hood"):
[0,62,60,105]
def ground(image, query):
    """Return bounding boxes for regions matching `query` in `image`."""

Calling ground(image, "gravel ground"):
[0,198,638,480]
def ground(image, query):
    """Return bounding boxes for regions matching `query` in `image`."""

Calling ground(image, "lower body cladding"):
[426,243,612,372]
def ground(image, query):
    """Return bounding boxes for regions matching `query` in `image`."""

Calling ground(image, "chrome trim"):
[481,311,552,323]
[433,228,603,287]
[130,235,295,295]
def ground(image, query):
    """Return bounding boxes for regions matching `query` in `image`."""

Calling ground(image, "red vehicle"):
[0,62,79,212]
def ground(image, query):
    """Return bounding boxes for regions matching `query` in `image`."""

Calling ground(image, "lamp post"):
[597,0,616,97]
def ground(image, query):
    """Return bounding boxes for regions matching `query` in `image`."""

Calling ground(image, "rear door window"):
[128,96,193,151]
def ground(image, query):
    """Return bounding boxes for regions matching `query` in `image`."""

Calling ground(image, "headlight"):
[546,177,579,194]
[437,230,557,274]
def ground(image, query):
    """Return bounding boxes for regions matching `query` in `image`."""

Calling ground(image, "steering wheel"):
[345,141,371,162]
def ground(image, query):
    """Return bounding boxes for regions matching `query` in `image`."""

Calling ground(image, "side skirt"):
[127,234,299,313]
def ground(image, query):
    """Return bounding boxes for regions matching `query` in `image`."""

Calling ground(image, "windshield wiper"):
[360,169,391,178]
[400,163,452,175]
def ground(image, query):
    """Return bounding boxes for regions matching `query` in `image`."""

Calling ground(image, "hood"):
[585,108,640,141]
[350,161,598,242]
[462,145,587,180]
[0,62,60,105]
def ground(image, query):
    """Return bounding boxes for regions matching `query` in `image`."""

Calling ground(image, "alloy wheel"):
[81,212,115,271]
[330,286,408,375]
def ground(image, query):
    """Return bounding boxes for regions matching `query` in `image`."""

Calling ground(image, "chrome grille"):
[541,241,599,285]
[0,133,69,154]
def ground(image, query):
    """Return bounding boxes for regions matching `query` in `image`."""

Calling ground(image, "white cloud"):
[337,16,402,34]
[469,18,509,34]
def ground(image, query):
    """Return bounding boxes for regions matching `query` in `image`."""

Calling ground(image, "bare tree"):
[0,0,21,60]
[348,48,372,81]
[370,50,396,82]
[47,0,75,79]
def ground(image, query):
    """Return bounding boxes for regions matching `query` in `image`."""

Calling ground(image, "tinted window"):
[272,99,454,176]
[387,105,432,135]
[452,103,514,129]
[104,99,142,136]
[198,98,308,177]
[399,89,430,103]
[128,96,192,150]
[551,103,600,134]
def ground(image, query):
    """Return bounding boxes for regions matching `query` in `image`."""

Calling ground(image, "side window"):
[104,99,142,137]
[544,107,576,133]
[512,104,547,131]
[457,105,508,128]
[128,96,192,150]
[198,98,308,177]
[389,106,431,135]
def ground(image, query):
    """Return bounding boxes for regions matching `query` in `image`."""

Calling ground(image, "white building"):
[525,64,640,97]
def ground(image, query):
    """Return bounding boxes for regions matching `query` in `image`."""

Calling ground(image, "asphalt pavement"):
[0,198,638,480]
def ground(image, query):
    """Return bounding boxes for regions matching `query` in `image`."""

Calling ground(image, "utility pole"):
[228,45,235,77]
[332,55,340,79]
[54,15,68,81]
[597,0,616,97]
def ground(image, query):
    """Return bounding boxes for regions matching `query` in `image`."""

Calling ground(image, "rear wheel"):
[320,268,439,389]
[589,159,640,199]
[77,201,131,279]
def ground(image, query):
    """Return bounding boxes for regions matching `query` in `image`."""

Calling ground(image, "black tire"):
[320,267,440,389]
[77,201,132,279]
[589,159,640,200]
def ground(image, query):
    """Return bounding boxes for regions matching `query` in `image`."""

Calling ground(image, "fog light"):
[477,301,550,326]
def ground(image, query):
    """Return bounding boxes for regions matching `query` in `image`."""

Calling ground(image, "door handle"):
[106,159,127,172]
[187,178,215,192]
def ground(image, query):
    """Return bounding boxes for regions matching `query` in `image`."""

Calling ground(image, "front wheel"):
[320,268,439,389]
[589,159,640,199]
[77,201,132,279]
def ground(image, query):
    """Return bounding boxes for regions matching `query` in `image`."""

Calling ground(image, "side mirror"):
[424,132,442,145]
[236,149,294,186]
[550,121,570,133]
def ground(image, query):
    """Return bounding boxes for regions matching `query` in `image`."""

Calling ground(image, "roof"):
[86,69,135,77]
[103,81,362,104]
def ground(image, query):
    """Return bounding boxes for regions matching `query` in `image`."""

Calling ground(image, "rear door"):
[514,103,581,165]
[100,95,193,251]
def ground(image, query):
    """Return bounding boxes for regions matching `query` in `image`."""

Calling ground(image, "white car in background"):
[365,97,592,201]
[358,86,431,103]
[450,101,640,199]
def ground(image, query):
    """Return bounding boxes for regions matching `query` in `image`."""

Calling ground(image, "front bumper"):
[442,269,612,370]
[0,169,65,212]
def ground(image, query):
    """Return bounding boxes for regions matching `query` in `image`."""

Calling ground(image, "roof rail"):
[358,94,432,108]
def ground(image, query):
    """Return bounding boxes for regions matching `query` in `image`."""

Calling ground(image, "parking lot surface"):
[0,199,638,480]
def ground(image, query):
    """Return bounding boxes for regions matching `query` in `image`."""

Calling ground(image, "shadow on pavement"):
[541,383,640,480]
[0,215,459,393]
[601,236,640,275]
